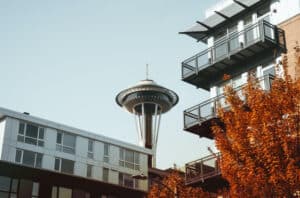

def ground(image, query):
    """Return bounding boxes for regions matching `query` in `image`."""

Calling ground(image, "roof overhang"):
[180,0,268,43]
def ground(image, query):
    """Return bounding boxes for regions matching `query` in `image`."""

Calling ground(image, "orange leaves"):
[212,52,300,197]
[148,171,226,198]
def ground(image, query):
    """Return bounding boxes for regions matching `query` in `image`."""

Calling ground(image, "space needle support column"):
[144,107,153,167]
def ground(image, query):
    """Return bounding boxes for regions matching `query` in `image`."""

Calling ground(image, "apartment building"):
[180,0,299,192]
[0,107,151,197]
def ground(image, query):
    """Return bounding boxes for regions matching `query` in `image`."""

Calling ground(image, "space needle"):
[116,67,178,168]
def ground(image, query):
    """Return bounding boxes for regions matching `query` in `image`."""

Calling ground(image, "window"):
[119,173,138,189]
[17,122,44,147]
[56,132,76,154]
[54,158,74,174]
[52,187,90,198]
[87,164,93,178]
[103,168,109,182]
[0,176,39,197]
[103,143,109,163]
[52,186,72,198]
[119,148,140,170]
[15,149,43,168]
[87,139,94,159]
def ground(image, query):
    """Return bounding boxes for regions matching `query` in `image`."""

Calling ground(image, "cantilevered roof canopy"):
[179,23,209,41]
[180,0,267,43]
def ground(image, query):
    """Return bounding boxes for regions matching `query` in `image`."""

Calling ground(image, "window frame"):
[119,148,140,171]
[86,164,93,178]
[56,131,76,154]
[118,172,139,189]
[54,157,75,174]
[102,167,109,182]
[87,139,94,159]
[17,122,45,147]
[103,143,109,163]
[15,149,43,168]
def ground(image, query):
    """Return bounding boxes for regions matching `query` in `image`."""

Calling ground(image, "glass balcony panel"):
[182,64,195,77]
[229,35,240,52]
[197,51,210,69]
[185,153,221,184]
[244,25,258,46]
[199,102,215,119]
[264,23,274,40]
[184,75,274,131]
[214,42,227,61]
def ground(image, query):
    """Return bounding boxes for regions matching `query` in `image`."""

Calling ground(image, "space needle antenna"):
[146,64,149,80]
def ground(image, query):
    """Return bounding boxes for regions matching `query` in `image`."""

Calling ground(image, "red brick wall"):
[279,14,300,80]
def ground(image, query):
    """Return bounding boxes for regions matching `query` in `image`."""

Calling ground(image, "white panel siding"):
[0,113,149,191]
[75,161,86,177]
[0,119,6,159]
[272,0,300,25]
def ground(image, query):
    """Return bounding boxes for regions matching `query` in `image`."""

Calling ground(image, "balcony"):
[182,20,286,90]
[185,153,228,192]
[183,74,274,139]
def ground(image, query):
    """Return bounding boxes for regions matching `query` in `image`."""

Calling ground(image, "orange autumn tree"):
[148,171,223,198]
[212,49,300,197]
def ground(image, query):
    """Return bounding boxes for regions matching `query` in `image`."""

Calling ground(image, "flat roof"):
[0,107,152,155]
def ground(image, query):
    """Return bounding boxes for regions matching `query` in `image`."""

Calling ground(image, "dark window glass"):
[103,168,109,182]
[63,134,76,148]
[38,128,44,139]
[123,174,134,188]
[54,158,60,171]
[118,173,123,186]
[22,150,36,167]
[26,124,38,138]
[104,144,109,156]
[56,133,62,144]
[88,140,93,151]
[38,140,44,147]
[18,123,25,135]
[61,159,74,174]
[87,165,92,178]
[11,179,18,193]
[15,150,22,163]
[17,135,24,142]
[0,192,9,198]
[36,153,43,168]
[0,176,10,191]
[25,137,37,145]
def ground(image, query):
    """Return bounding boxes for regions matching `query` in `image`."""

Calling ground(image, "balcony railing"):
[181,20,285,89]
[183,74,275,135]
[185,153,221,185]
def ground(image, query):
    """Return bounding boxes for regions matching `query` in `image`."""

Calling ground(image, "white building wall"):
[271,0,300,25]
[0,115,149,192]
[0,119,6,159]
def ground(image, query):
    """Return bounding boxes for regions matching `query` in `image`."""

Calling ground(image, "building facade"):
[180,0,300,192]
[0,107,151,197]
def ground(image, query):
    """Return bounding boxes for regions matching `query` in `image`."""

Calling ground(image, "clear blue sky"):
[0,0,220,169]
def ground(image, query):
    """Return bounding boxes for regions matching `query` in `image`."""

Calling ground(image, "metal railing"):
[185,153,221,185]
[182,20,284,79]
[183,74,275,129]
